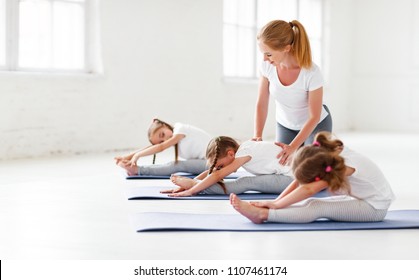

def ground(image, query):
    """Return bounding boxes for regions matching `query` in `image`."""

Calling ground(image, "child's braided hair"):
[205,136,240,194]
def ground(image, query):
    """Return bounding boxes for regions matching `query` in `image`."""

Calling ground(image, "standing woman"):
[253,20,332,164]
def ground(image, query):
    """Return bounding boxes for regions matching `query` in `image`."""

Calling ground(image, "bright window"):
[223,0,323,79]
[1,0,99,73]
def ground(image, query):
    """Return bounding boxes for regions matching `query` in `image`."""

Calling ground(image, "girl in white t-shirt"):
[115,119,211,176]
[230,132,395,224]
[162,136,293,197]
[254,19,333,165]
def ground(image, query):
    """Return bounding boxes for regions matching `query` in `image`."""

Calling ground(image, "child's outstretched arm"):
[167,156,251,197]
[128,134,185,165]
[276,179,299,200]
[249,179,299,208]
[255,180,328,209]
[114,145,154,164]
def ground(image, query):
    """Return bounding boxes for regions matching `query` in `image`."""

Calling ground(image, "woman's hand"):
[251,136,263,141]
[275,142,297,165]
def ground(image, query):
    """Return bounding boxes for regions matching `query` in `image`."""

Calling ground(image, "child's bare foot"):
[170,175,198,188]
[229,193,268,224]
[117,161,138,176]
[114,156,130,164]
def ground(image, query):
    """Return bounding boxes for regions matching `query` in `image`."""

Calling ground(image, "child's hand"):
[114,156,122,164]
[128,153,141,166]
[167,189,194,197]
[160,186,187,194]
[160,187,194,197]
[250,201,275,208]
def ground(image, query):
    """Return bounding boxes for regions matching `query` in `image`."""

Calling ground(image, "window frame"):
[1,0,98,74]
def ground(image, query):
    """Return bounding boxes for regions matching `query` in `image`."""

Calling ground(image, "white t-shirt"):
[260,61,329,130]
[340,147,395,209]
[235,140,292,176]
[173,123,212,160]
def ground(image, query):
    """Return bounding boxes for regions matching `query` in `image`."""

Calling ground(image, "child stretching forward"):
[230,132,395,224]
[163,136,293,197]
[115,119,211,176]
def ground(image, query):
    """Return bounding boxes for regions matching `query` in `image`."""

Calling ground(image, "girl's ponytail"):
[292,132,349,194]
[289,20,312,69]
[314,132,344,153]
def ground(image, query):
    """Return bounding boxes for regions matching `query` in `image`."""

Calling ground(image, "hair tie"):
[325,166,332,173]
[314,176,321,182]
[313,141,320,147]
[289,21,294,28]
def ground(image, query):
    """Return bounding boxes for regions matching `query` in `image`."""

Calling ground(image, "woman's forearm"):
[254,77,270,139]
[289,117,319,148]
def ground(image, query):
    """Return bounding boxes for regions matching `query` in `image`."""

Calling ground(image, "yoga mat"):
[131,210,419,232]
[126,186,284,200]
[126,170,253,180]
[127,186,330,200]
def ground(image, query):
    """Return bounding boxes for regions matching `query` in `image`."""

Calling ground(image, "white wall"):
[349,0,419,131]
[323,0,354,130]
[326,0,419,132]
[1,0,418,160]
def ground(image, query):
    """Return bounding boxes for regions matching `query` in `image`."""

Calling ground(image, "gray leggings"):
[276,105,333,144]
[267,196,388,223]
[137,159,208,176]
[201,174,294,195]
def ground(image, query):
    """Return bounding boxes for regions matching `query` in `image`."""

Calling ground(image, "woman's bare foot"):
[170,175,198,188]
[117,161,138,176]
[230,193,268,224]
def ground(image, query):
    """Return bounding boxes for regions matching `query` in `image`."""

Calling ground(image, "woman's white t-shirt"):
[235,140,292,176]
[173,123,212,160]
[341,147,395,209]
[260,61,329,130]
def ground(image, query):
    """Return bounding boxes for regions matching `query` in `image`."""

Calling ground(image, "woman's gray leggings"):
[137,159,208,176]
[201,174,294,195]
[276,105,333,144]
[267,196,388,223]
